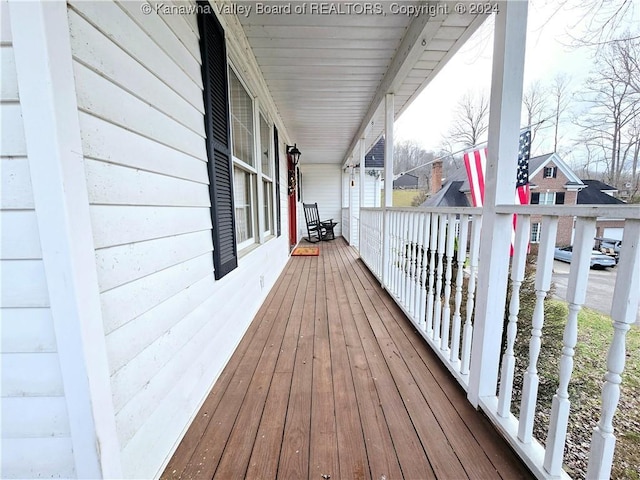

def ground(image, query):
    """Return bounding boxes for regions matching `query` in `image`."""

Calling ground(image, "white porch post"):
[468,1,528,407]
[348,155,354,245]
[359,137,366,249]
[10,1,122,476]
[381,93,394,287]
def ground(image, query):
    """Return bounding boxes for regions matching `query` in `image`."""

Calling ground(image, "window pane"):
[229,70,254,166]
[234,167,253,243]
[263,180,273,234]
[260,115,271,177]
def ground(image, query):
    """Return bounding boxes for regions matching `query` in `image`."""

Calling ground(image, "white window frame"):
[530,222,541,243]
[539,191,556,205]
[543,166,557,178]
[259,112,275,237]
[229,66,258,251]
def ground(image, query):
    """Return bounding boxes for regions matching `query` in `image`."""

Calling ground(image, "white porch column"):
[358,137,366,250]
[381,93,394,287]
[10,1,122,476]
[468,1,528,407]
[348,156,354,245]
[359,137,366,208]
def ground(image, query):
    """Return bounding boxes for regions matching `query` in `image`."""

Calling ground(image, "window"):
[260,114,274,236]
[229,68,257,248]
[543,166,557,178]
[530,222,541,243]
[539,192,556,205]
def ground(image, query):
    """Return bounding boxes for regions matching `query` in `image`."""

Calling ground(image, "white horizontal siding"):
[2,397,70,437]
[96,230,213,292]
[79,113,208,182]
[85,159,210,207]
[68,10,204,136]
[1,438,75,479]
[1,308,56,353]
[2,353,64,397]
[68,2,290,477]
[1,46,19,100]
[1,211,41,259]
[1,103,26,156]
[300,163,343,237]
[89,205,211,249]
[0,6,74,477]
[68,1,203,109]
[2,157,34,209]
[100,253,213,335]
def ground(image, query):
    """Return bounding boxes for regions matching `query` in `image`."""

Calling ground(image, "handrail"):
[358,204,639,480]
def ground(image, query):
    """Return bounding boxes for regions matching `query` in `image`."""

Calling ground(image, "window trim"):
[543,166,557,178]
[228,63,259,250]
[530,222,541,243]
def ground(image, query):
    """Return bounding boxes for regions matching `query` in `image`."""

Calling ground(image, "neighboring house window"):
[260,114,274,236]
[544,166,557,178]
[229,69,257,249]
[198,8,238,280]
[530,222,541,243]
[531,191,565,205]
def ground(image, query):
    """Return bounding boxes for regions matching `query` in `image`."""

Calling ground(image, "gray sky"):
[395,0,637,161]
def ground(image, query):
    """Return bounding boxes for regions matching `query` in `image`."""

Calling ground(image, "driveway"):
[551,260,640,325]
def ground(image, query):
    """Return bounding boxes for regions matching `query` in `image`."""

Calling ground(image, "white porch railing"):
[359,205,640,480]
[342,207,360,248]
[341,207,349,243]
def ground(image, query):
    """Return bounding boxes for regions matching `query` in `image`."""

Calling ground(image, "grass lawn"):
[380,189,423,207]
[529,301,640,479]
[569,305,640,479]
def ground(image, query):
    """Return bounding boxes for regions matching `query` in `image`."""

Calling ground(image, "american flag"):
[463,129,531,207]
[463,129,531,254]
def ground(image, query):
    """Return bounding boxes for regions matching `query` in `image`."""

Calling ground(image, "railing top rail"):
[360,206,483,215]
[495,204,640,219]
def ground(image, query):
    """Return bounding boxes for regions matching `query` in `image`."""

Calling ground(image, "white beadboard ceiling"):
[236,1,488,165]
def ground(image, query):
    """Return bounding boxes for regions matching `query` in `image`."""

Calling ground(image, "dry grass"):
[510,301,640,479]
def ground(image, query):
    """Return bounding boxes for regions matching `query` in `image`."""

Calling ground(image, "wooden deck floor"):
[162,239,534,480]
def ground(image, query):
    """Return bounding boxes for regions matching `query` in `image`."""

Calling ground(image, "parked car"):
[554,246,617,269]
[594,237,622,263]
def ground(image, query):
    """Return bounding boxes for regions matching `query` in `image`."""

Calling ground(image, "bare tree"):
[547,0,639,46]
[447,91,490,148]
[549,74,572,153]
[575,37,640,187]
[393,140,434,189]
[522,80,549,148]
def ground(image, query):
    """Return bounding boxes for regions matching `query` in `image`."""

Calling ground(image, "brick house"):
[423,152,626,246]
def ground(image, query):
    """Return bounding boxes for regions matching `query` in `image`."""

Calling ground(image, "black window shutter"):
[531,192,540,204]
[553,167,558,178]
[274,126,281,237]
[198,6,237,280]
[556,192,565,204]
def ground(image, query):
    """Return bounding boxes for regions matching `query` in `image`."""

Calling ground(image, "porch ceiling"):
[237,1,488,165]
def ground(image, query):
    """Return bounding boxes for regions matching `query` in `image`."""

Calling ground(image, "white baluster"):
[412,213,422,320]
[461,214,482,375]
[402,211,410,309]
[544,218,595,474]
[587,219,640,479]
[419,213,431,330]
[426,213,439,338]
[451,214,469,368]
[519,215,558,443]
[434,213,446,345]
[391,211,399,297]
[409,213,419,319]
[441,214,456,354]
[498,214,530,417]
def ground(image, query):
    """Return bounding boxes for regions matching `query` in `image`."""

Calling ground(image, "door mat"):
[292,246,320,256]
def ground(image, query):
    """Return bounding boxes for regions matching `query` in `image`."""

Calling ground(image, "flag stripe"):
[463,130,531,256]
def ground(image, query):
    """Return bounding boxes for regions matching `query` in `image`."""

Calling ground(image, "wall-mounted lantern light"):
[287,144,302,167]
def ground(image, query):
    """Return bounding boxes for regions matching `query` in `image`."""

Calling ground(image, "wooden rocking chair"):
[303,203,337,242]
